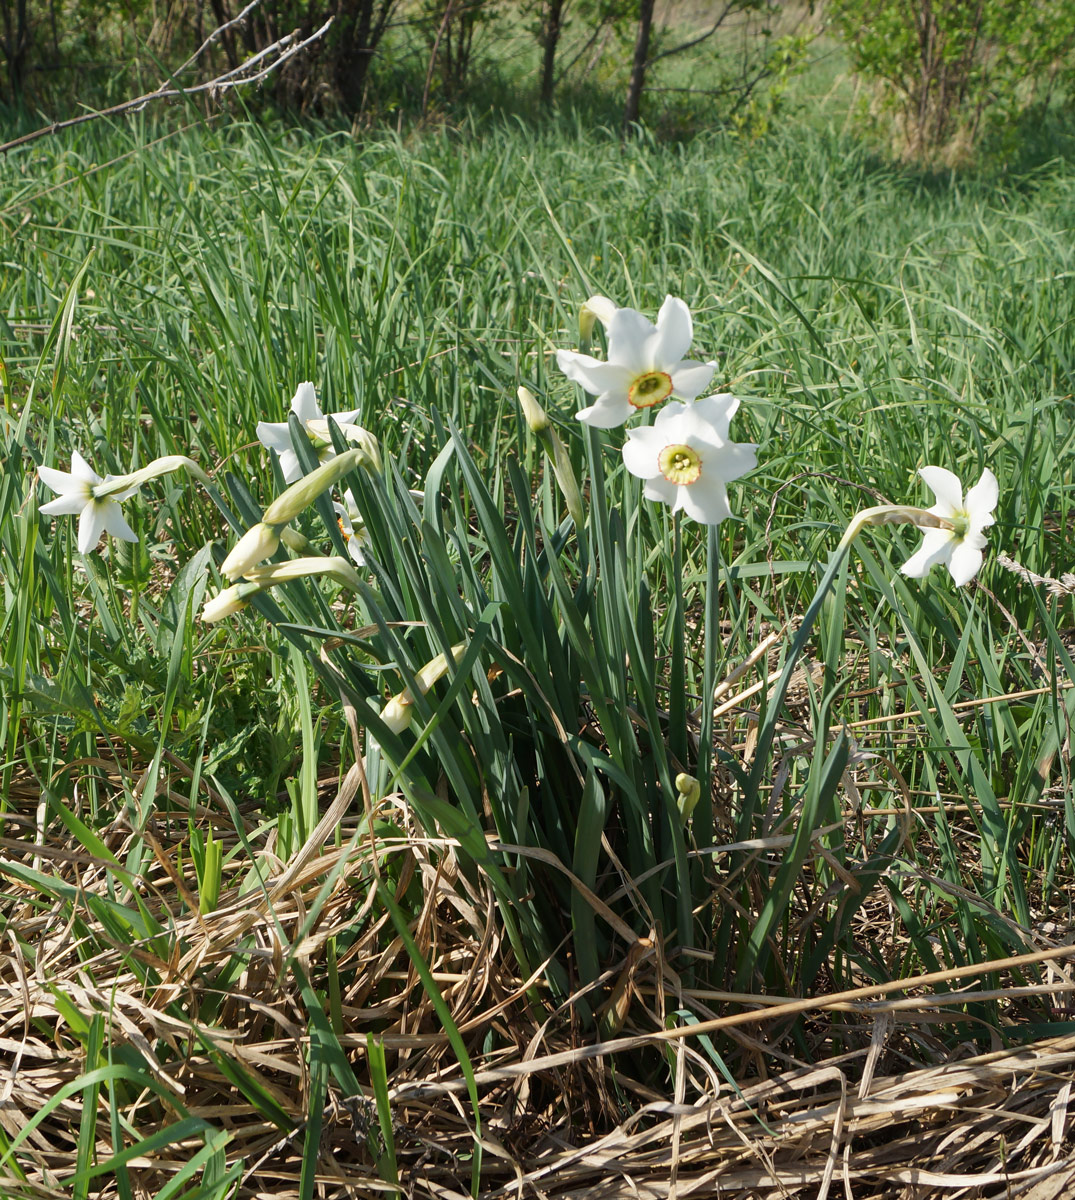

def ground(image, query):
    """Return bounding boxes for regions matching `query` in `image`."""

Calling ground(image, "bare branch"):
[645,2,735,68]
[0,16,333,155]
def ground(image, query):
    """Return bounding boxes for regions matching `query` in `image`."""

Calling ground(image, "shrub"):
[829,0,1075,162]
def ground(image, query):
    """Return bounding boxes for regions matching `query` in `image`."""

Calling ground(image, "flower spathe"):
[256,382,376,483]
[557,296,717,428]
[38,451,139,554]
[622,394,757,526]
[901,466,999,587]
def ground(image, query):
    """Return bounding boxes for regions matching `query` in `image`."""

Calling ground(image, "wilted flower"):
[621,394,756,526]
[557,296,716,428]
[38,451,139,554]
[256,382,378,482]
[901,466,999,587]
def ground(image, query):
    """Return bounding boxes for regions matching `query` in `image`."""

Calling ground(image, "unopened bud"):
[378,643,467,736]
[202,581,259,622]
[518,386,550,434]
[579,295,617,347]
[263,446,376,526]
[221,522,281,580]
[675,772,702,822]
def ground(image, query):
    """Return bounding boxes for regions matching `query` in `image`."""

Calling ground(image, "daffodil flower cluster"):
[553,293,999,582]
[555,294,757,528]
[34,301,1001,605]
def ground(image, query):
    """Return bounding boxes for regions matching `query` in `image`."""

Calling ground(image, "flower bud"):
[221,522,281,580]
[377,643,467,736]
[202,582,256,622]
[380,694,414,735]
[579,295,617,348]
[262,446,375,526]
[674,772,702,822]
[518,386,550,434]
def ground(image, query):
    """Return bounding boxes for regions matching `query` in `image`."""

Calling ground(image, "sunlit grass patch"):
[1,111,1074,1195]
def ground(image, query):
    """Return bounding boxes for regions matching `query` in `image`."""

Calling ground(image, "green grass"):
[1,107,1074,1194]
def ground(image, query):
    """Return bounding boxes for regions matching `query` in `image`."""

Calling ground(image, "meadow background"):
[2,2,1075,1196]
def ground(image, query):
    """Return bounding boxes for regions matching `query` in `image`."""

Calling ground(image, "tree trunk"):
[540,0,565,109]
[623,0,655,130]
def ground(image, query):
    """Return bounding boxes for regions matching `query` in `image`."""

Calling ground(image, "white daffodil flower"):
[256,382,377,483]
[38,450,139,554]
[622,394,757,526]
[333,498,369,567]
[557,296,717,429]
[901,466,999,587]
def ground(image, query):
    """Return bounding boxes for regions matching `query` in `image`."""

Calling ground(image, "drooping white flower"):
[557,296,717,429]
[901,466,998,587]
[333,496,368,567]
[256,382,378,483]
[621,394,756,526]
[38,451,139,554]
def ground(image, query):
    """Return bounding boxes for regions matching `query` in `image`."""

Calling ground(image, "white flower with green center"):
[38,451,140,554]
[901,466,999,586]
[256,382,373,483]
[557,296,717,429]
[621,394,757,525]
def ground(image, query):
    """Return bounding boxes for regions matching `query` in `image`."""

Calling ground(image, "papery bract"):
[557,296,717,428]
[901,466,999,586]
[621,394,756,526]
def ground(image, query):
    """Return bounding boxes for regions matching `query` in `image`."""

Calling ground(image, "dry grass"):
[2,728,1074,1199]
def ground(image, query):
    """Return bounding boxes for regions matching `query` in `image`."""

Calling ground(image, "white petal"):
[77,503,108,554]
[290,382,321,424]
[576,393,634,429]
[583,295,618,330]
[673,395,737,445]
[41,493,90,517]
[679,478,732,526]
[703,440,758,484]
[918,466,963,516]
[642,476,678,509]
[69,450,102,486]
[38,465,83,497]
[947,540,984,586]
[40,492,90,516]
[651,297,693,368]
[669,360,718,401]
[622,426,666,480]
[100,502,138,544]
[648,399,693,436]
[606,307,659,375]
[256,419,293,454]
[557,349,632,398]
[278,449,303,484]
[964,468,998,525]
[901,528,954,578]
[685,392,739,440]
